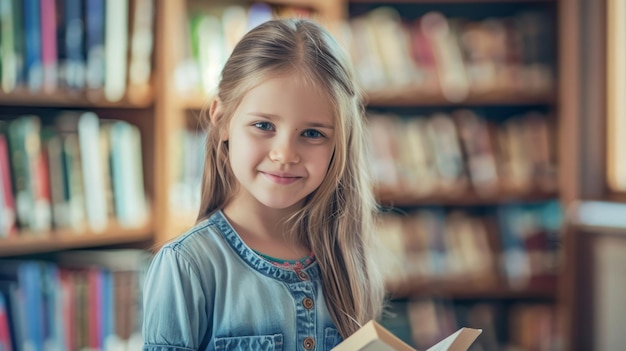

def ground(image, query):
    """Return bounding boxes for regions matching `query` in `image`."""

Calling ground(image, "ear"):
[209,98,229,141]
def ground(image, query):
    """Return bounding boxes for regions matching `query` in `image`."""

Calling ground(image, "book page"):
[358,340,404,351]
[425,328,482,351]
[332,320,481,351]
[425,329,461,351]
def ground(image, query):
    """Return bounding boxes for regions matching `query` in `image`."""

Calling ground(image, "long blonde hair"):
[197,18,385,337]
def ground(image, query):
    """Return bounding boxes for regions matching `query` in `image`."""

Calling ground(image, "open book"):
[331,320,482,351]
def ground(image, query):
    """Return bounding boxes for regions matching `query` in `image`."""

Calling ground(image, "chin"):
[257,194,306,210]
[261,200,302,210]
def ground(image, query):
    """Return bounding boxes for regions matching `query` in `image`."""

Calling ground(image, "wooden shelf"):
[0,88,153,109]
[375,187,558,206]
[350,0,555,3]
[388,278,557,300]
[264,0,329,10]
[364,87,555,107]
[0,221,154,257]
[181,88,555,110]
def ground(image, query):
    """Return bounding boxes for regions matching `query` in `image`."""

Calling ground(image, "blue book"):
[64,0,85,89]
[0,262,26,351]
[17,263,44,351]
[246,2,273,31]
[101,269,114,351]
[42,264,64,351]
[497,205,531,288]
[23,0,42,91]
[85,0,104,89]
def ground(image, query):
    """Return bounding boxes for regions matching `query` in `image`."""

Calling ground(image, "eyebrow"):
[248,113,335,130]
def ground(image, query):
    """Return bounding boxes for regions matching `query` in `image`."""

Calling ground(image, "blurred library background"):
[0,0,624,350]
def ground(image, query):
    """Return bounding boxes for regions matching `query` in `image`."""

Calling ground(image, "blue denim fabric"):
[142,210,343,351]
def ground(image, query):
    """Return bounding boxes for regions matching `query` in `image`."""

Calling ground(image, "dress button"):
[303,297,314,309]
[303,337,315,350]
[297,270,308,280]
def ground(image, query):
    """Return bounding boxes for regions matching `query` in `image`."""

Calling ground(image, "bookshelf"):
[343,0,562,349]
[155,1,564,349]
[0,0,595,350]
[148,2,565,349]
[0,0,159,254]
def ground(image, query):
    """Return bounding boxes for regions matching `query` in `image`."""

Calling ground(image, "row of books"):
[0,0,154,102]
[0,112,149,238]
[376,201,562,289]
[344,8,554,100]
[176,3,554,102]
[0,249,150,351]
[367,110,557,197]
[177,2,314,96]
[381,299,557,351]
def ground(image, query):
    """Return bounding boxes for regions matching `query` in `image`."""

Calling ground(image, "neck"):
[221,188,309,260]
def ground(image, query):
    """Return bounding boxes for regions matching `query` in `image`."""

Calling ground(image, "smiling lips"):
[261,172,302,185]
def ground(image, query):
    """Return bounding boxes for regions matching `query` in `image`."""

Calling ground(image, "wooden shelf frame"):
[349,0,555,3]
[181,88,555,110]
[376,187,558,207]
[0,89,153,109]
[387,277,558,300]
[365,88,556,107]
[0,222,153,257]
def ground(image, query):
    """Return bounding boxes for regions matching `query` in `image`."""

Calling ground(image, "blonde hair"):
[197,18,385,337]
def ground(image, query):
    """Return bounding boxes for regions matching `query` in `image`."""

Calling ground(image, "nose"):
[269,136,300,164]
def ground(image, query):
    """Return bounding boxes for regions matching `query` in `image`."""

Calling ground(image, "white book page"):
[425,328,482,351]
[425,329,461,351]
[360,340,402,351]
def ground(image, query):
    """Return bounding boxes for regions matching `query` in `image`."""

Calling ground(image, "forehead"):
[236,74,336,124]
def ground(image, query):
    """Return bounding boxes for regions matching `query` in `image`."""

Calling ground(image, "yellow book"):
[331,320,481,351]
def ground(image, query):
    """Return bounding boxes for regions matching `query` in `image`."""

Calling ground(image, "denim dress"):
[142,210,343,351]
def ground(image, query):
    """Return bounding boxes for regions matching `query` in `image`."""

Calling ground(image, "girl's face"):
[224,75,336,211]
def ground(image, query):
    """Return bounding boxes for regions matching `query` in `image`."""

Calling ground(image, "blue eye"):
[302,129,324,138]
[254,122,273,131]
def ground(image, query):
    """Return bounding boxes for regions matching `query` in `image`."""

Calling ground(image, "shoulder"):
[154,211,231,273]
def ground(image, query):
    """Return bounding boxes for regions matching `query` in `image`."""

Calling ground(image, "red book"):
[0,293,12,351]
[88,268,103,350]
[33,138,52,231]
[59,270,76,351]
[40,0,58,92]
[410,18,439,92]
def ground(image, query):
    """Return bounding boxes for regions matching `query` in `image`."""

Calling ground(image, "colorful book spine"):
[128,0,154,89]
[39,0,57,92]
[85,0,105,90]
[0,292,12,351]
[104,0,129,101]
[64,0,85,89]
[0,0,23,92]
[23,0,43,92]
[77,112,107,232]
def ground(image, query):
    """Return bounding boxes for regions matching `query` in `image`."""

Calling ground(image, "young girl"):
[142,18,385,351]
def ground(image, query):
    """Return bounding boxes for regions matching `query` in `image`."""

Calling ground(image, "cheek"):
[307,146,335,176]
[228,133,265,169]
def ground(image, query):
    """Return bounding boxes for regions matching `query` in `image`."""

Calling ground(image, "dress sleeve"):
[142,246,209,351]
